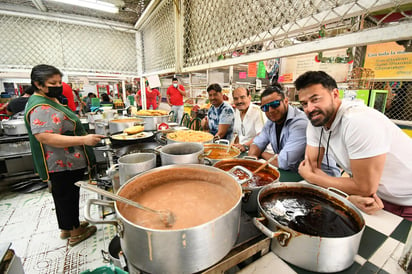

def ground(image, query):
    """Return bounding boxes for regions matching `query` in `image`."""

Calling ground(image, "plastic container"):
[80,265,128,274]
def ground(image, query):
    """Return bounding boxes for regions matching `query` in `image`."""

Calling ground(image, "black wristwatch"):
[242,144,249,151]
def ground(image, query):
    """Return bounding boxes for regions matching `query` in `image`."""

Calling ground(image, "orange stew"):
[220,166,277,187]
[204,148,238,159]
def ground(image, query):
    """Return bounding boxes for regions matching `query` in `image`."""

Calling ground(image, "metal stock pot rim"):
[115,164,242,232]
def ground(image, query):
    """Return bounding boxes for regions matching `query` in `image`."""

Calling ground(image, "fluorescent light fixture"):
[49,0,119,14]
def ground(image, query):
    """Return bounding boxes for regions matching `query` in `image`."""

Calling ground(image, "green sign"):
[257,61,266,78]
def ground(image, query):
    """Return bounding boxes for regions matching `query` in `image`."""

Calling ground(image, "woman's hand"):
[83,134,105,146]
[348,193,384,214]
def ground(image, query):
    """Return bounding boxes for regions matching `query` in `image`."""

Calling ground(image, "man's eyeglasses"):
[260,100,281,112]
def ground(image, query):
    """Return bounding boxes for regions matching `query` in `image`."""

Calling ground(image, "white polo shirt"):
[233,103,273,153]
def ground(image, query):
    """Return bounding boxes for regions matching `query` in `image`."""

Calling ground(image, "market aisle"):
[0,187,116,273]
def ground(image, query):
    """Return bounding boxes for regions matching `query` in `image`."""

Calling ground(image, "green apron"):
[24,94,96,182]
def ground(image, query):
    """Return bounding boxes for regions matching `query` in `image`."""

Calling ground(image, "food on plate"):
[167,130,213,143]
[124,125,144,135]
[136,109,168,116]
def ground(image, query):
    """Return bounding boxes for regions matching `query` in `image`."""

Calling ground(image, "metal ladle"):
[75,181,175,227]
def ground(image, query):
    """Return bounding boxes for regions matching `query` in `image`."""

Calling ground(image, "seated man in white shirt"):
[231,87,272,153]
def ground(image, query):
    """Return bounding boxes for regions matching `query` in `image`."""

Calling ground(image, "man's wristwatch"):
[242,144,249,151]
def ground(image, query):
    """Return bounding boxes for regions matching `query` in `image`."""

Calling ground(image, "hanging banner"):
[146,75,161,88]
[257,61,266,78]
[363,42,412,80]
[248,62,257,77]
[239,72,247,79]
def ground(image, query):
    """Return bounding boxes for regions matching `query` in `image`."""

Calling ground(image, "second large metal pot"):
[156,142,204,165]
[136,114,170,131]
[254,182,365,272]
[115,152,156,186]
[84,165,242,274]
[108,117,144,135]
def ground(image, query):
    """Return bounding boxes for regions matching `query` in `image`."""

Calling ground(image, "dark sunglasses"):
[260,100,281,112]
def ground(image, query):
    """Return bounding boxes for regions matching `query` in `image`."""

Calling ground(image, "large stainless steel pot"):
[108,117,144,135]
[155,142,204,165]
[113,152,156,186]
[1,119,27,135]
[213,158,280,213]
[84,165,242,274]
[254,182,365,272]
[136,114,170,131]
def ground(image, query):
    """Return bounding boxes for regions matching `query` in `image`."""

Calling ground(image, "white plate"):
[111,131,153,140]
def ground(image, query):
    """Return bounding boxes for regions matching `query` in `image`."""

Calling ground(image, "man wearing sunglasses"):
[248,83,308,171]
[202,83,234,140]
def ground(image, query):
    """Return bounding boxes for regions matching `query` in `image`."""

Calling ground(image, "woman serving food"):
[24,64,105,246]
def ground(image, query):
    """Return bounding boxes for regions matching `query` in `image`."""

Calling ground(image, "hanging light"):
[49,0,120,14]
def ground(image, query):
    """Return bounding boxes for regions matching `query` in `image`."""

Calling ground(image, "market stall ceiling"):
[0,0,150,25]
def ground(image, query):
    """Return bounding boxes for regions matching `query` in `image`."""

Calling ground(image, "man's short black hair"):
[261,82,285,101]
[172,77,178,81]
[207,83,222,93]
[24,86,35,95]
[294,71,338,91]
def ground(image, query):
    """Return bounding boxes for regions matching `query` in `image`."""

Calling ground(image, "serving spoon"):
[252,154,278,175]
[75,181,175,227]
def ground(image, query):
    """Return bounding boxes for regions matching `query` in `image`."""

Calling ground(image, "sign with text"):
[248,62,257,77]
[279,48,350,83]
[363,42,412,80]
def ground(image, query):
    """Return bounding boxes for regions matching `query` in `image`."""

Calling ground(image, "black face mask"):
[47,86,63,98]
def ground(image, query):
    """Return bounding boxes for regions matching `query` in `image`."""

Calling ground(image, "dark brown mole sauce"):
[261,192,360,237]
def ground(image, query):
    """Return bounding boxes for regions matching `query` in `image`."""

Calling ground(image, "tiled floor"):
[239,210,412,274]
[0,185,116,273]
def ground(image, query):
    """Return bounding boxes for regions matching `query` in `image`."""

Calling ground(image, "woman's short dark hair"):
[261,83,285,100]
[172,77,178,82]
[294,71,338,91]
[207,83,222,93]
[30,64,62,90]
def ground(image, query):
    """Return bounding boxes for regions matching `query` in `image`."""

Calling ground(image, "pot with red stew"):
[253,182,365,272]
[213,158,280,213]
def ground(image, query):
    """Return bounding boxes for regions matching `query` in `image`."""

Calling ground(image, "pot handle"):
[214,139,229,145]
[243,155,257,160]
[2,123,15,129]
[106,164,119,177]
[253,216,291,246]
[153,145,162,154]
[327,187,349,199]
[84,198,118,226]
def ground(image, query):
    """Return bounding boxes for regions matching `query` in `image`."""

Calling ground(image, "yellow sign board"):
[363,42,412,80]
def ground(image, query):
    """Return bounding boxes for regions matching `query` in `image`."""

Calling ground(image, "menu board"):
[279,48,351,83]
